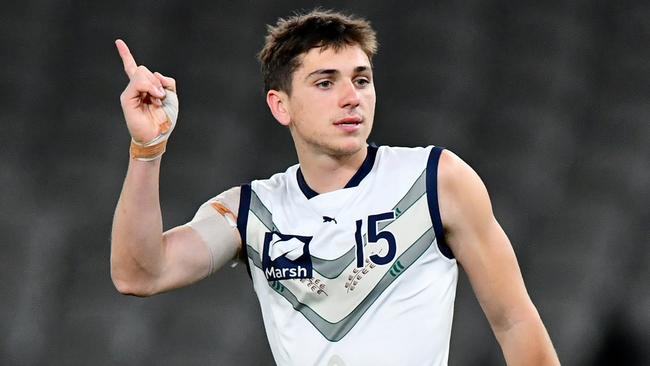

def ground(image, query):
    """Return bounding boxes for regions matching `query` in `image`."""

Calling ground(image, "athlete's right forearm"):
[110,158,165,296]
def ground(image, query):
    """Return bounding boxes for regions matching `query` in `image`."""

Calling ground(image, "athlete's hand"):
[115,39,178,144]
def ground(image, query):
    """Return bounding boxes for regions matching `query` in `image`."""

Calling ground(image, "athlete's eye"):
[354,78,371,88]
[316,80,333,89]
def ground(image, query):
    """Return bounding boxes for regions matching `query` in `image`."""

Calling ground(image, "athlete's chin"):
[325,138,367,157]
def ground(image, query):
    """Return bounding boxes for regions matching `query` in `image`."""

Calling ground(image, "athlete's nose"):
[339,79,361,109]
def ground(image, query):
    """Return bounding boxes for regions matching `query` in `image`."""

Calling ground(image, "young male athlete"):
[111,10,560,365]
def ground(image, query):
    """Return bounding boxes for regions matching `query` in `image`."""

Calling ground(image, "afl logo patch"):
[262,232,313,280]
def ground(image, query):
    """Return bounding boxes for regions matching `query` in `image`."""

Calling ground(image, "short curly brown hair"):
[258,9,378,94]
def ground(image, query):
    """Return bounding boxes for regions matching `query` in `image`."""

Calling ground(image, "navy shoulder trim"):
[426,147,454,259]
[237,184,252,278]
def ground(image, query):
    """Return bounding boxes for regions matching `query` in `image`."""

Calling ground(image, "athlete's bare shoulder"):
[436,148,487,203]
[436,149,495,252]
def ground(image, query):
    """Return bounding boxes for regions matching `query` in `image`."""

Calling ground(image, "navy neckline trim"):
[296,144,379,200]
[296,168,319,199]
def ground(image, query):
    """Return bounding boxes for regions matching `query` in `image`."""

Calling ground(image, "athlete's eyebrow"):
[304,66,372,81]
[305,69,339,80]
[354,66,371,74]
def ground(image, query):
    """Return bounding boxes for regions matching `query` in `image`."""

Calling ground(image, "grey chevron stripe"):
[379,169,426,231]
[250,191,276,232]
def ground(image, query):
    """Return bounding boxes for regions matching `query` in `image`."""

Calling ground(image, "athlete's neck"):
[296,145,368,195]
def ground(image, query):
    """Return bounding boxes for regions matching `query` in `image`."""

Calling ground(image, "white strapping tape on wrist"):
[130,90,179,161]
[143,89,179,147]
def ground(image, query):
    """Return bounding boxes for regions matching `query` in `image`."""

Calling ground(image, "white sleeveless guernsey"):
[237,145,458,366]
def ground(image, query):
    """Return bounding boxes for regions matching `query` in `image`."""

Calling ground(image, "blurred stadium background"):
[1,1,648,365]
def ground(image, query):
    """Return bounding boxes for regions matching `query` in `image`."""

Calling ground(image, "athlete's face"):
[269,45,376,157]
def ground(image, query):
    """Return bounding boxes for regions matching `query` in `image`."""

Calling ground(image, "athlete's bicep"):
[155,226,214,293]
[154,187,242,293]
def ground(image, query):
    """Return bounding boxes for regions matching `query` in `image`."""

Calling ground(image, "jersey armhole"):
[237,183,253,278]
[426,146,455,260]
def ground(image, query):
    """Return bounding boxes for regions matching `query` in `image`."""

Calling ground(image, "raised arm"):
[110,40,240,297]
[437,150,559,365]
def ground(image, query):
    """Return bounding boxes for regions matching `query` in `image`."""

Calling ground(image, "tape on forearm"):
[130,90,179,161]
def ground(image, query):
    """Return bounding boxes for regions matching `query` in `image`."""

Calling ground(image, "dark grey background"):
[1,1,648,365]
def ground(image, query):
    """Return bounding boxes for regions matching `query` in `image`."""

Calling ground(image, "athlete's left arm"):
[437,150,560,366]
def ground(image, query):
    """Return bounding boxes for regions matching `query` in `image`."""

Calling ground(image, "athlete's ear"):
[266,89,291,126]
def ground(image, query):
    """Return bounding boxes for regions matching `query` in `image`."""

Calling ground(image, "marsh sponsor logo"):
[264,266,308,279]
[262,232,313,280]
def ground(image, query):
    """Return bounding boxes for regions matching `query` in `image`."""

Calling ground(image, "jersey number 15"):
[354,212,396,267]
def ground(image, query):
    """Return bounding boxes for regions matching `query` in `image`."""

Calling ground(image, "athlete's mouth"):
[334,116,363,126]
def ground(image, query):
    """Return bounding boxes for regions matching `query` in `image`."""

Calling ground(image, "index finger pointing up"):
[115,39,138,78]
